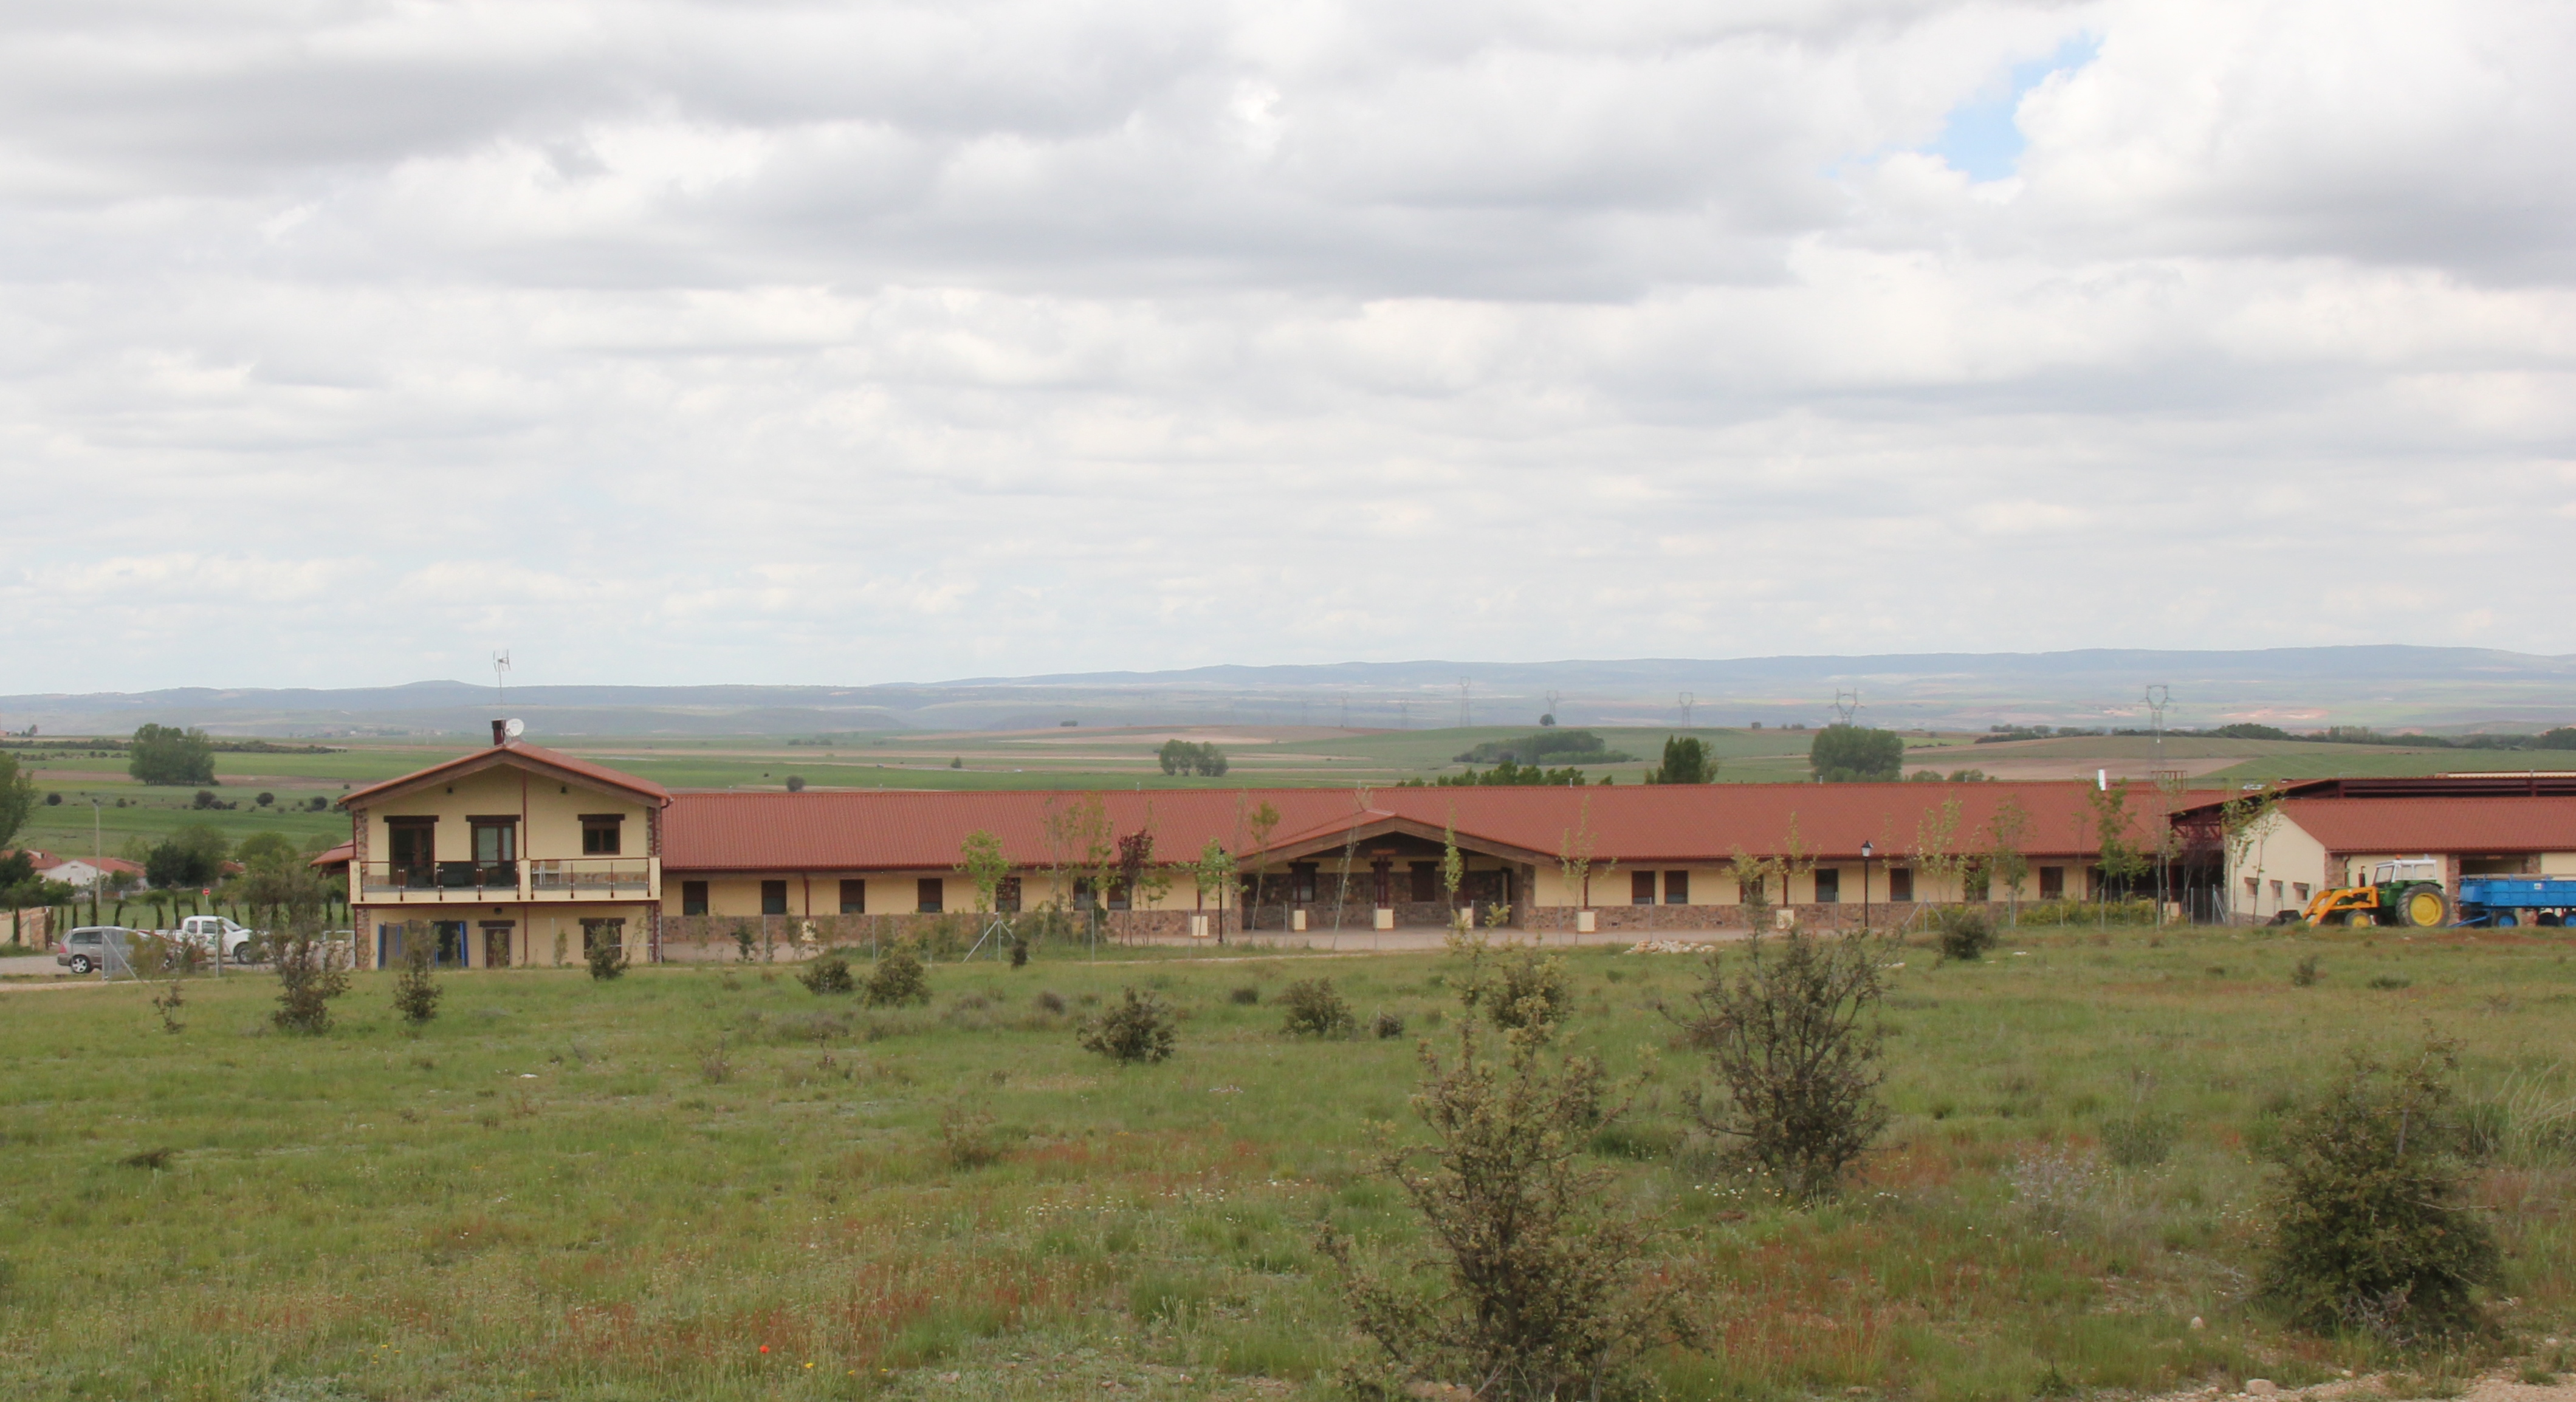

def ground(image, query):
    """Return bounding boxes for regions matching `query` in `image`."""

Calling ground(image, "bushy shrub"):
[586,935,628,981]
[1323,1012,1670,1401]
[1677,928,1889,1200]
[393,935,442,1025]
[1008,938,1029,969]
[272,932,349,1035]
[1035,989,1066,1014]
[2260,1038,2499,1342]
[1934,907,1994,961]
[2101,1110,2177,1168]
[2292,955,2323,987]
[798,952,855,995]
[1229,984,1261,1005]
[1280,978,1355,1037]
[1373,1010,1407,1039]
[1458,941,1569,1031]
[1079,987,1176,1064]
[862,948,931,1007]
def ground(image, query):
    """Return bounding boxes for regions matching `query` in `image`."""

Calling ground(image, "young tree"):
[1187,837,1236,938]
[128,724,218,786]
[1557,795,1602,914]
[393,925,442,1025]
[1439,816,1465,930]
[2085,780,2149,910]
[1730,848,1785,933]
[1808,725,1903,782]
[2221,788,2286,922]
[1982,795,2031,923]
[957,828,1010,918]
[1909,796,1965,911]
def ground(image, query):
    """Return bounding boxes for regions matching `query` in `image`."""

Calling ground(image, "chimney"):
[492,719,509,747]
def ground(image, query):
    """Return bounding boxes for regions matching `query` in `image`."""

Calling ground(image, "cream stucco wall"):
[2224,812,2329,922]
[359,766,655,867]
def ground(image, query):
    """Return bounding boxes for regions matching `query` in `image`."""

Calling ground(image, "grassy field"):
[1,926,2569,1401]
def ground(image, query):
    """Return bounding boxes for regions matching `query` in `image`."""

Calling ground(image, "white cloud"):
[0,0,2569,692]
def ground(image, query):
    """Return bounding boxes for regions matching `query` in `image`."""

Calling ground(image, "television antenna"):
[1832,689,1860,726]
[493,650,511,710]
[1678,691,1696,729]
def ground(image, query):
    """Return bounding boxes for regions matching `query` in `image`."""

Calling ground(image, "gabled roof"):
[340,741,670,809]
[660,781,2124,873]
[309,842,354,870]
[2278,797,2576,853]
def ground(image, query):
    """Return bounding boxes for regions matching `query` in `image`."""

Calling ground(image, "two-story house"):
[341,721,669,968]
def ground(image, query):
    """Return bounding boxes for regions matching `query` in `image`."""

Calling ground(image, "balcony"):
[357,858,656,903]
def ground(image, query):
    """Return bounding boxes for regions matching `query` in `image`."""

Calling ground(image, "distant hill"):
[4,646,2572,738]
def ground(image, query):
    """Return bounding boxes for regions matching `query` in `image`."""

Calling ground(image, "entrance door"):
[433,921,468,966]
[480,923,514,968]
[469,819,518,888]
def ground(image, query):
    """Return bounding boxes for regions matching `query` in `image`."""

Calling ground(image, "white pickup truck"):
[171,915,261,963]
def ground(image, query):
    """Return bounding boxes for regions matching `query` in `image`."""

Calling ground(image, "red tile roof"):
[309,842,354,870]
[2280,797,2576,853]
[340,741,670,808]
[661,782,2129,873]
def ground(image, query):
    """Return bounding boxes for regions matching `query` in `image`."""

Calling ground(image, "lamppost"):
[1860,840,1874,930]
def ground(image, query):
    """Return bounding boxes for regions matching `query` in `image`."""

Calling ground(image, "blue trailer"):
[2454,876,2576,927]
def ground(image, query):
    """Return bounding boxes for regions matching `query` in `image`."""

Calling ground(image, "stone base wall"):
[654,910,1201,960]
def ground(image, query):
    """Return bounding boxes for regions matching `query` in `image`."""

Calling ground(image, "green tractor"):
[2294,857,2451,928]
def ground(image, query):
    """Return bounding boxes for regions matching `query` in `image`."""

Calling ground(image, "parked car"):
[55,927,139,975]
[172,915,261,963]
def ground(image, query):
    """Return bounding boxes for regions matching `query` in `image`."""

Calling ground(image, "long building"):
[325,723,2150,967]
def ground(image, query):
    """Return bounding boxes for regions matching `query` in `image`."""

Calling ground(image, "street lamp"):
[1860,840,1874,930]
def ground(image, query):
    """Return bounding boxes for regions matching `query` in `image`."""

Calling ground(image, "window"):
[839,879,865,915]
[1964,871,1989,902]
[1074,878,1094,908]
[2293,882,2310,902]
[1664,870,1689,905]
[1813,868,1841,904]
[761,879,789,916]
[1410,861,1437,903]
[1887,867,1914,902]
[681,880,709,916]
[1631,869,1656,905]
[995,876,1021,913]
[1107,881,1131,911]
[580,814,623,855]
[469,817,518,865]
[2038,866,2065,900]
[2270,879,2284,899]
[916,878,944,913]
[2244,876,2260,896]
[1291,864,1317,904]
[386,817,436,885]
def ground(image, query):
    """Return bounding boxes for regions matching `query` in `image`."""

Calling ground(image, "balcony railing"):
[527,859,653,895]
[357,859,654,901]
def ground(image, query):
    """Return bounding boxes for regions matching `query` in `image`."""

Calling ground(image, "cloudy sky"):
[3,0,2571,692]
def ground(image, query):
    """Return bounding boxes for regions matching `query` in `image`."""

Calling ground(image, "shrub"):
[1035,989,1066,1015]
[1229,984,1261,1005]
[1677,928,1889,1200]
[1374,1010,1407,1039]
[586,935,628,981]
[1457,939,1569,1031]
[1323,1015,1672,1401]
[1008,938,1029,969]
[1280,978,1355,1038]
[939,1100,1009,1169]
[2259,1037,2499,1342]
[730,921,757,963]
[392,934,442,1026]
[2292,955,2323,987]
[1934,907,1994,961]
[1079,987,1176,1064]
[798,953,855,996]
[862,949,931,1007]
[272,931,349,1035]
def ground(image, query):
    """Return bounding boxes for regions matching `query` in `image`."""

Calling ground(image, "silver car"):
[55,927,139,976]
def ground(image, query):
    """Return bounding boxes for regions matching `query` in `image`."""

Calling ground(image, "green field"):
[1,926,2568,1400]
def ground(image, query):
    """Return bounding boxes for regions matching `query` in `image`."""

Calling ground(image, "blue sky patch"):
[1931,33,2100,180]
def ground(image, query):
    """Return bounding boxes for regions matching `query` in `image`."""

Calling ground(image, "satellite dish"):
[503,718,526,740]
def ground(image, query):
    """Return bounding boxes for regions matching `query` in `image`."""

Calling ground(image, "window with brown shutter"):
[1631,870,1656,905]
[839,879,865,915]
